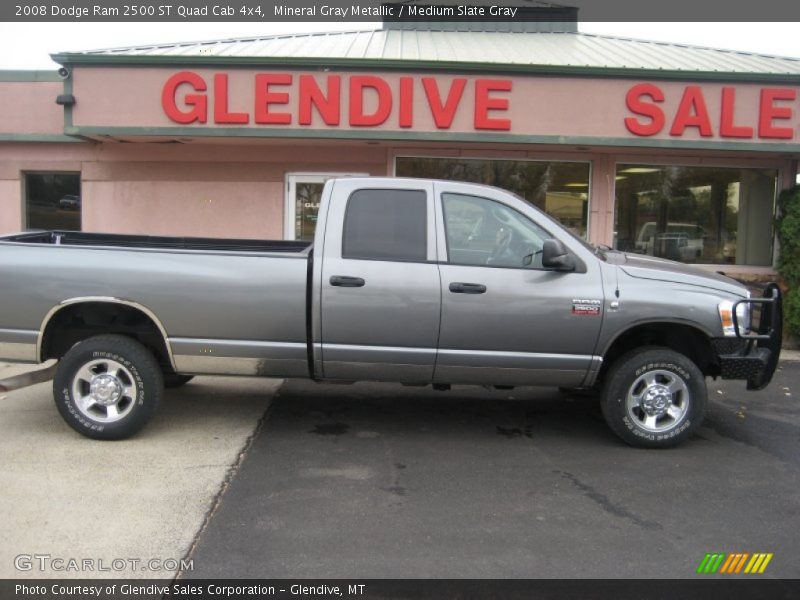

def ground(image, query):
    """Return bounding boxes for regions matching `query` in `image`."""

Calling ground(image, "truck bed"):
[0,228,312,372]
[2,231,312,254]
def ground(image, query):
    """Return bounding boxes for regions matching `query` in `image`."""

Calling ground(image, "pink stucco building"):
[1,17,798,280]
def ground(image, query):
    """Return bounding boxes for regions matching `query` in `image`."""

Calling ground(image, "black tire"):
[53,334,163,440]
[164,374,194,388]
[600,346,706,448]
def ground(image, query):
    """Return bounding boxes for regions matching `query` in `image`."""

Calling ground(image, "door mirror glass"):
[541,239,576,271]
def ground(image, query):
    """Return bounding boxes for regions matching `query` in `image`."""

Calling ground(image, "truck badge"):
[572,299,602,316]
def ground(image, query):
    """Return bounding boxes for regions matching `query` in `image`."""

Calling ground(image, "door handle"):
[330,275,366,288]
[449,282,487,294]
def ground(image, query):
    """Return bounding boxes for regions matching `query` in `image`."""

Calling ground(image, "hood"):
[616,253,748,297]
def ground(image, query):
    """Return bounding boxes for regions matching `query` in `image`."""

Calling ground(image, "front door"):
[319,179,441,383]
[433,182,604,387]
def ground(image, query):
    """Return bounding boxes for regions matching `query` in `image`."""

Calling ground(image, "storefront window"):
[614,165,777,266]
[396,157,590,238]
[25,172,81,231]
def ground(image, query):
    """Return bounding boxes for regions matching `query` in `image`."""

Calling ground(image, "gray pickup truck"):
[0,177,783,447]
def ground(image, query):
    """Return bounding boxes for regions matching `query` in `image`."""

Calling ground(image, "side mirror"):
[541,239,576,272]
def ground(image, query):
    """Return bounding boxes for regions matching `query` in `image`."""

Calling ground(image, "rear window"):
[342,189,427,262]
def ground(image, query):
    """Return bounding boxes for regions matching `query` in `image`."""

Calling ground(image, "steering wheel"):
[487,227,515,265]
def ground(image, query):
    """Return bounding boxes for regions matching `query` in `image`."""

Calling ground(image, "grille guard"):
[732,283,783,391]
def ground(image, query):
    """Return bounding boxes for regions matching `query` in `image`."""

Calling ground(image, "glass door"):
[285,173,368,241]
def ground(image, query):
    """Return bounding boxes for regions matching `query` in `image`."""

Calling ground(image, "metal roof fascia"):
[0,70,62,82]
[49,54,800,84]
[0,133,86,142]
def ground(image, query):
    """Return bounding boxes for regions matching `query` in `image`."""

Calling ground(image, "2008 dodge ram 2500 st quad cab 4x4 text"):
[0,178,783,447]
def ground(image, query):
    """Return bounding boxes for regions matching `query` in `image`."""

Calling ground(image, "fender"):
[37,296,176,370]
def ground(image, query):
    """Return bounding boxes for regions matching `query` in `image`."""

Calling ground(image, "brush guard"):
[717,283,783,391]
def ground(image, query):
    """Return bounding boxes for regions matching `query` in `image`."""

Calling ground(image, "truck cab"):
[312,177,604,389]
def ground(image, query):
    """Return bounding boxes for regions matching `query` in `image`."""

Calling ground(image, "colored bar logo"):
[696,553,773,574]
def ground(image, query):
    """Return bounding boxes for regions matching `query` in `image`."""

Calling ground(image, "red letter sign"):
[423,77,466,129]
[255,74,293,125]
[162,71,207,124]
[298,75,340,126]
[759,88,795,139]
[398,77,414,128]
[624,83,664,136]
[349,76,392,126]
[719,87,753,138]
[474,80,511,131]
[214,74,249,124]
[670,86,713,137]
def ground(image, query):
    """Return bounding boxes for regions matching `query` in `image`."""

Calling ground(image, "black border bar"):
[5,0,800,22]
[3,579,800,600]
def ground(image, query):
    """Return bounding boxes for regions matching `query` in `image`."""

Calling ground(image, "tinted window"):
[26,172,81,231]
[442,193,552,268]
[343,189,427,261]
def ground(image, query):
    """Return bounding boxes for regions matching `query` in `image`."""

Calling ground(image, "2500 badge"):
[572,298,602,316]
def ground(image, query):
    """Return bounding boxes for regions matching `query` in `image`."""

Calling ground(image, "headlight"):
[718,294,751,337]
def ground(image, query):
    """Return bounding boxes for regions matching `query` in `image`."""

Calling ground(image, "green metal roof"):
[52,29,800,82]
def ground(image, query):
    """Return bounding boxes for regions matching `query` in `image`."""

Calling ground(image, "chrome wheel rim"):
[626,369,690,433]
[71,359,137,423]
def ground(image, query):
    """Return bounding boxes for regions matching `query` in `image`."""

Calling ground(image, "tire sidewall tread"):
[601,346,707,449]
[53,334,164,440]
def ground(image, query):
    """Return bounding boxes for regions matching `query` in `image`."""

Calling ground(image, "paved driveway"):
[3,360,798,580]
[0,373,278,579]
[186,363,800,579]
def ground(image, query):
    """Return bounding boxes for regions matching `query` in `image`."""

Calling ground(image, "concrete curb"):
[781,349,800,362]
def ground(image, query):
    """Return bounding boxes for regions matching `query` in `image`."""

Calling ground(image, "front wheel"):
[53,334,164,440]
[601,347,706,448]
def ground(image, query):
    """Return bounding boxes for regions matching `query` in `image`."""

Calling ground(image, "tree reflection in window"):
[614,165,776,266]
[396,157,589,238]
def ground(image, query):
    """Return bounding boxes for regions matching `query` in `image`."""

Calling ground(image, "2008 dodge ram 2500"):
[0,177,783,447]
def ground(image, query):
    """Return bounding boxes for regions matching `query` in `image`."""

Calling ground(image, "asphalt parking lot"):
[1,360,798,580]
[185,361,800,579]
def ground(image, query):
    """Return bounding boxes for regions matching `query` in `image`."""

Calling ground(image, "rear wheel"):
[53,335,163,440]
[601,347,706,448]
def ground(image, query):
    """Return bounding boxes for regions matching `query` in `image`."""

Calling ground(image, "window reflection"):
[295,182,324,241]
[442,193,551,268]
[614,165,776,266]
[25,172,81,231]
[396,157,590,238]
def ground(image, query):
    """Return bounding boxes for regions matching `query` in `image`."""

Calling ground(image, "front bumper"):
[714,283,783,391]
